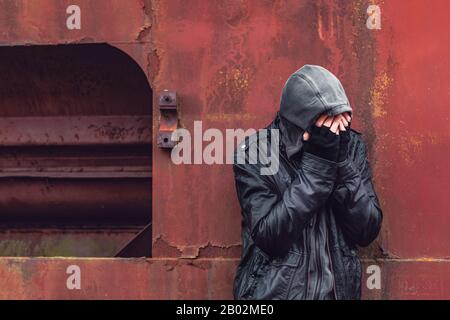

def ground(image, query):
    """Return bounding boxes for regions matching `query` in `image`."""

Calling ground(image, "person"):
[232,65,382,300]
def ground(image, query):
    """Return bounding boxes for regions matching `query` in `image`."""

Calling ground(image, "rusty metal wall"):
[0,0,448,299]
[0,19,153,256]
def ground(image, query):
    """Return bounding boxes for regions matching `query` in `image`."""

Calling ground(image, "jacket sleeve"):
[331,136,383,247]
[234,150,337,257]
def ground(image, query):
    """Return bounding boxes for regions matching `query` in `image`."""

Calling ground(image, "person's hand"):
[302,112,351,162]
[302,124,340,162]
[302,112,351,141]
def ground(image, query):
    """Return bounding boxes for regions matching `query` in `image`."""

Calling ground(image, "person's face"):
[302,112,352,141]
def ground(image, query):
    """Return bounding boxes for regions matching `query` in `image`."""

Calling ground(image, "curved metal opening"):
[0,43,152,257]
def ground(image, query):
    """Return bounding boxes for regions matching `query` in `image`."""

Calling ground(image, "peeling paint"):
[136,24,152,42]
[153,235,241,259]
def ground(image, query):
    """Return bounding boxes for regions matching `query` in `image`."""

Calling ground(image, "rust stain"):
[88,123,134,141]
[216,67,251,93]
[398,133,424,166]
[370,72,393,118]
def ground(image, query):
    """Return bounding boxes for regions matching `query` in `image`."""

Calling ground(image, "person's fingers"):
[303,131,310,141]
[339,114,349,127]
[315,114,328,127]
[339,121,346,131]
[323,116,334,128]
[344,112,352,122]
[330,117,340,134]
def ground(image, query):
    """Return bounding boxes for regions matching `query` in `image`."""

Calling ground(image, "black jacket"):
[232,65,383,300]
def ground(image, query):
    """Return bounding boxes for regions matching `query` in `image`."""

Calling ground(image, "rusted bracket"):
[157,90,178,149]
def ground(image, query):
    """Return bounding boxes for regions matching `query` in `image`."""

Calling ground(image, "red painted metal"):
[0,0,447,299]
[0,116,151,146]
[371,0,450,259]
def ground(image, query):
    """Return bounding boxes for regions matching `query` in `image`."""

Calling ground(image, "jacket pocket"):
[238,250,267,299]
[271,250,303,267]
[341,247,362,300]
[251,250,303,300]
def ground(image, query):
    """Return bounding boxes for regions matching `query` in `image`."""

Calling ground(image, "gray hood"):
[278,65,352,159]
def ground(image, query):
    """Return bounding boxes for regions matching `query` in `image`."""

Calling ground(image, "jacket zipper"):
[282,150,318,300]
[281,148,332,300]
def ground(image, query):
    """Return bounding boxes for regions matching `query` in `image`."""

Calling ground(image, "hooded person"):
[232,65,382,300]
